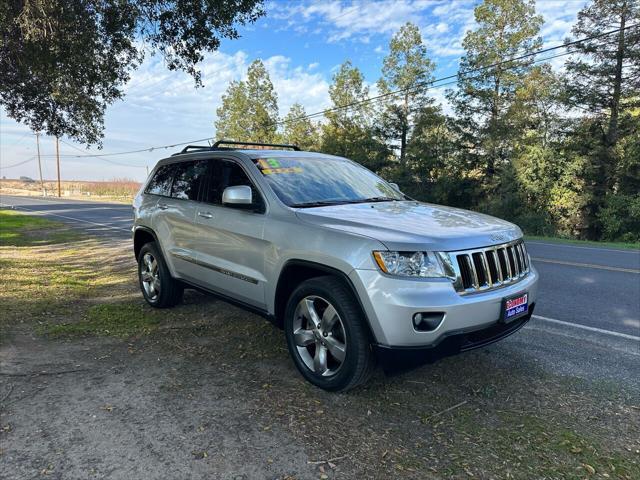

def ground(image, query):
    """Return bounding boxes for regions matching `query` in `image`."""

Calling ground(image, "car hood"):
[294,201,522,252]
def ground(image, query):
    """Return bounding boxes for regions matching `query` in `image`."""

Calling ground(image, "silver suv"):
[133,140,539,391]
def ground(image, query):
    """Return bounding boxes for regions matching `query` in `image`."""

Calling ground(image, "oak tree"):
[0,0,264,144]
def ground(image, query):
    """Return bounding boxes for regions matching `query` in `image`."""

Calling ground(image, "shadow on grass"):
[0,210,80,247]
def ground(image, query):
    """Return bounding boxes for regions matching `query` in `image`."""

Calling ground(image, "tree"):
[565,0,640,147]
[377,22,435,165]
[321,61,389,171]
[0,0,264,145]
[282,103,320,151]
[563,0,640,238]
[448,0,543,182]
[215,59,279,143]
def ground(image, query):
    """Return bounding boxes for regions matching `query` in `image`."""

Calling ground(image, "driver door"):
[191,159,269,309]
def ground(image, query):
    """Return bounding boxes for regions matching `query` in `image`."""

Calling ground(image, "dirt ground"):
[1,211,639,480]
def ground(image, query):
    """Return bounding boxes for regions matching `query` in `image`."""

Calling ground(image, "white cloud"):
[269,0,429,42]
[435,22,449,33]
[1,50,331,181]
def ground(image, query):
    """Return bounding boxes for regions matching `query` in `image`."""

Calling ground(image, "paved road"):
[2,194,639,341]
[0,194,132,239]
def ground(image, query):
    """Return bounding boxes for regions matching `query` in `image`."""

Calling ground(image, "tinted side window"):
[204,160,263,210]
[146,165,174,196]
[171,160,207,200]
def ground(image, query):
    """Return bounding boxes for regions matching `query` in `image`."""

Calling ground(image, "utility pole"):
[55,136,61,197]
[35,133,45,196]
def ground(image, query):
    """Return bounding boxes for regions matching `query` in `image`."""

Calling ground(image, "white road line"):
[532,315,640,341]
[527,241,640,254]
[531,257,640,273]
[524,326,640,356]
[0,203,131,233]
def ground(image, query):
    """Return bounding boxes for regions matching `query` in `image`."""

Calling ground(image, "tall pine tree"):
[377,22,435,165]
[215,59,279,142]
[282,103,320,151]
[321,61,390,170]
[448,0,543,183]
[564,0,640,238]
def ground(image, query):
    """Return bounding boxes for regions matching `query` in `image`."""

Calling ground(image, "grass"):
[0,209,80,246]
[2,209,639,479]
[42,303,161,338]
[0,210,136,334]
[1,178,141,202]
[525,234,640,250]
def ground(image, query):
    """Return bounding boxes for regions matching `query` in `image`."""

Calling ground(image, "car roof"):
[158,149,347,165]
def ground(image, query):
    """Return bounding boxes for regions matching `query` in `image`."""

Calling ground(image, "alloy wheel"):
[292,295,347,377]
[140,252,160,301]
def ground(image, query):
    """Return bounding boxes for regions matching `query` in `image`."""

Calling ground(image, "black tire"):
[137,242,183,308]
[284,276,375,392]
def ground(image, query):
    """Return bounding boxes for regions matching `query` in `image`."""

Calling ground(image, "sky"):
[0,0,588,182]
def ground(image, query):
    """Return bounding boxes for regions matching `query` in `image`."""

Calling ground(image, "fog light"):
[412,312,444,332]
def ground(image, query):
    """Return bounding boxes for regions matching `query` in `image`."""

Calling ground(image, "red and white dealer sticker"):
[503,293,528,322]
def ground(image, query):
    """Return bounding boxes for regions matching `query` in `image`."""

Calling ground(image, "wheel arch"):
[133,226,158,259]
[273,260,376,342]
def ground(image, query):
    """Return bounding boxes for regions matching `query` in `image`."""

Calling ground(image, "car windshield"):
[252,156,405,207]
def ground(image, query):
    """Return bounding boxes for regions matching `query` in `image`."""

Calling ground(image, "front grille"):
[450,239,530,294]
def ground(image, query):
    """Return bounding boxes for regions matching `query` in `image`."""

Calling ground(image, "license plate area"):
[501,292,529,323]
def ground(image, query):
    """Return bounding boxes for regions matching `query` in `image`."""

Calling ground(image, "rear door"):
[151,159,207,283]
[191,158,268,309]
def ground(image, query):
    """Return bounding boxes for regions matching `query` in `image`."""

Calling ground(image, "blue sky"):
[0,0,587,182]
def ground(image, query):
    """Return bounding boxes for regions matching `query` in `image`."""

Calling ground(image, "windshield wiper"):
[290,197,401,208]
[357,197,401,203]
[290,200,352,208]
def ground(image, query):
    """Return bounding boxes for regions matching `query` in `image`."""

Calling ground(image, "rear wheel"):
[138,242,183,308]
[284,276,375,392]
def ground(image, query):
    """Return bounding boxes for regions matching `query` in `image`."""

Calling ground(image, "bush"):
[597,194,640,242]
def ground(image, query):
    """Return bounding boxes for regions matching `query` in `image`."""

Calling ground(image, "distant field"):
[0,178,141,203]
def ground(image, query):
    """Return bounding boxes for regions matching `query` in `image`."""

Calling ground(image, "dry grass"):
[1,210,639,479]
[0,178,141,203]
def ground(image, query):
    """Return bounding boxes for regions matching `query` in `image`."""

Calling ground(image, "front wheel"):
[137,242,183,308]
[284,276,375,392]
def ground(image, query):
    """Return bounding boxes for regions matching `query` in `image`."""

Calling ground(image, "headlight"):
[372,251,447,278]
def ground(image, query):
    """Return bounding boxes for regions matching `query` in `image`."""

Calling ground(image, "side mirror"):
[222,185,252,206]
[389,182,400,191]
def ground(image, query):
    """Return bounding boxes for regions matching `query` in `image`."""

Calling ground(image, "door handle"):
[198,211,213,219]
[158,202,169,210]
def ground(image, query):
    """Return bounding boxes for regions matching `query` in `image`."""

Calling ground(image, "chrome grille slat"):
[515,243,525,275]
[451,239,530,295]
[510,246,520,276]
[491,249,503,283]
[480,252,492,287]
[463,254,479,289]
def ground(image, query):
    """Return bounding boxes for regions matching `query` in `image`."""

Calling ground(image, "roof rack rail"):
[175,140,301,155]
[212,140,300,151]
[177,145,214,154]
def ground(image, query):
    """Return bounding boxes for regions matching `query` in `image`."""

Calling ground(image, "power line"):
[58,139,149,168]
[33,23,639,160]
[278,24,638,125]
[0,156,36,169]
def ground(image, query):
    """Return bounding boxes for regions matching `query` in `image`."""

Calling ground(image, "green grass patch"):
[42,303,161,338]
[525,234,640,250]
[0,210,79,246]
[443,409,640,479]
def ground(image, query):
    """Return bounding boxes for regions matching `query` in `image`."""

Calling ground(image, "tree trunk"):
[487,74,500,179]
[400,94,409,166]
[606,5,626,148]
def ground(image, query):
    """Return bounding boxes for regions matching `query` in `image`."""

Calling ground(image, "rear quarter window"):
[146,164,175,196]
[171,160,208,200]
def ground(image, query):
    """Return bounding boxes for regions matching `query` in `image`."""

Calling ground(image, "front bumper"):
[373,306,534,373]
[348,265,539,347]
